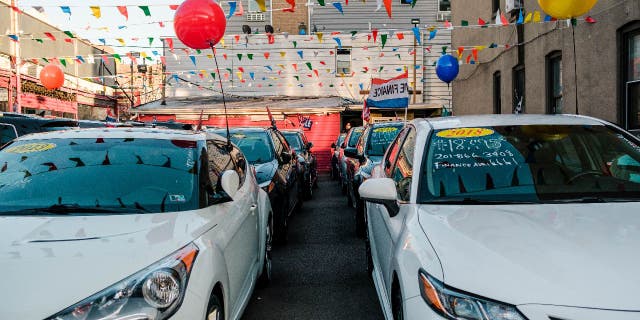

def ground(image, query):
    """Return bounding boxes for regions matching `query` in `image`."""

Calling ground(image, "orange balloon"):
[538,0,598,19]
[40,64,65,90]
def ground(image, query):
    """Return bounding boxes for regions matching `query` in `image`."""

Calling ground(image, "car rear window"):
[366,124,403,156]
[420,125,640,203]
[223,130,275,164]
[0,138,200,213]
[283,132,303,152]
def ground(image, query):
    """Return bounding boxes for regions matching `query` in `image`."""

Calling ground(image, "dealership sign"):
[365,72,409,108]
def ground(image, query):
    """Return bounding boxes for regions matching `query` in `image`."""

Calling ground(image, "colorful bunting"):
[297,50,304,59]
[381,34,388,49]
[60,6,71,16]
[227,2,237,19]
[90,6,101,19]
[255,0,267,12]
[139,6,151,17]
[332,2,344,14]
[333,38,342,48]
[117,6,129,20]
[383,0,391,18]
[189,55,196,66]
[63,31,75,38]
[8,35,18,42]
[412,27,421,45]
[44,32,56,41]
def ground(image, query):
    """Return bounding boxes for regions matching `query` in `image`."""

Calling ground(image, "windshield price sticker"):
[4,143,56,154]
[437,128,494,139]
[373,127,399,134]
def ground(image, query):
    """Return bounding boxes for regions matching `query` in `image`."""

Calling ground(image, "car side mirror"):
[344,147,364,161]
[221,170,240,200]
[306,142,313,150]
[280,151,292,164]
[358,178,399,217]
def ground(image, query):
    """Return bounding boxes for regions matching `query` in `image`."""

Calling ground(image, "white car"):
[0,128,273,320]
[359,114,640,320]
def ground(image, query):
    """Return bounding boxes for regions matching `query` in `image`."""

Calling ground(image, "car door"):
[368,127,414,295]
[207,140,259,309]
[270,130,297,213]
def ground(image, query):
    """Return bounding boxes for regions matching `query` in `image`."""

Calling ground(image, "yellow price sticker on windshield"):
[373,127,399,133]
[4,143,57,154]
[436,128,494,138]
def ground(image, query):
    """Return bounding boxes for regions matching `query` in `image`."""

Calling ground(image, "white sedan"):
[360,114,640,320]
[0,128,272,320]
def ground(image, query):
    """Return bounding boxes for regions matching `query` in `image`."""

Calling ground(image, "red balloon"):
[174,0,227,49]
[40,64,65,90]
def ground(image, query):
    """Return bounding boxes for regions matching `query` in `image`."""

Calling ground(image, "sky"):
[16,0,184,53]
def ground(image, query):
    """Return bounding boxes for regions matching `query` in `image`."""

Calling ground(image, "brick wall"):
[271,0,308,34]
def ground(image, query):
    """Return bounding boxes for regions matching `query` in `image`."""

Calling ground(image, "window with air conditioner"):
[335,48,352,77]
[505,0,523,13]
[436,0,451,21]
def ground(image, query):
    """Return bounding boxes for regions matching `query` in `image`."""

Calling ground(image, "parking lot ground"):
[242,174,384,320]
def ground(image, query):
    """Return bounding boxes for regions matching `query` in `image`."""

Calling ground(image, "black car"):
[344,121,404,237]
[213,127,300,243]
[282,129,317,200]
[0,112,78,144]
[339,126,365,194]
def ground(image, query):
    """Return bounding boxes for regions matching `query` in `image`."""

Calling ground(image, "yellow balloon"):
[538,0,598,19]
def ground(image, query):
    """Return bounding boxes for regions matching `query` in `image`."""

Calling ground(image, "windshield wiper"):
[0,204,146,215]
[426,198,536,205]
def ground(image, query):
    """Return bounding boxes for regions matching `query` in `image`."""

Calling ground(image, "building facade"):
[451,0,640,129]
[0,0,117,119]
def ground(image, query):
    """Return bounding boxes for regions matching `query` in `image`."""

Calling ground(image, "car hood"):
[417,203,640,310]
[254,159,278,185]
[0,209,219,319]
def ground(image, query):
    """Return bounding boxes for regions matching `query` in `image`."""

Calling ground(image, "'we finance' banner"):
[365,72,409,108]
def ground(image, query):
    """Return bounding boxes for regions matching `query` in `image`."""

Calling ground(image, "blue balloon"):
[436,54,459,84]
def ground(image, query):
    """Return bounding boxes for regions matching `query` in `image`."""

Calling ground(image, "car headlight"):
[419,270,527,320]
[47,243,199,320]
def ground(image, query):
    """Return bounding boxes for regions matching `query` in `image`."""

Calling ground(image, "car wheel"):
[258,215,273,286]
[392,281,404,320]
[355,199,366,239]
[206,294,224,320]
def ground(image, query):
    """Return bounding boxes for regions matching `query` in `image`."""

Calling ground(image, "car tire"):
[206,294,224,320]
[392,281,404,320]
[258,215,273,287]
[355,199,366,239]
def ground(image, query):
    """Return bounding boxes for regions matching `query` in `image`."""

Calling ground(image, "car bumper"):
[403,295,447,320]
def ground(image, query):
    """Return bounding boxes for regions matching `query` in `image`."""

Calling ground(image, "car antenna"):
[195,109,204,131]
[210,43,232,151]
[266,106,277,130]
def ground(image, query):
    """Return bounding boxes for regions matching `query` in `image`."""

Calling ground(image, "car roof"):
[370,121,405,128]
[14,127,224,142]
[224,127,270,133]
[413,114,606,131]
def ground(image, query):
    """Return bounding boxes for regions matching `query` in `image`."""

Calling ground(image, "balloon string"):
[211,44,232,150]
[571,22,579,115]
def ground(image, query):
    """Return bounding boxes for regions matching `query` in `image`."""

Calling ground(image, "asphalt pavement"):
[242,174,384,320]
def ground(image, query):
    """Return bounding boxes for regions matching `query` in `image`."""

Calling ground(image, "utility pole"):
[411,18,420,105]
[10,0,22,113]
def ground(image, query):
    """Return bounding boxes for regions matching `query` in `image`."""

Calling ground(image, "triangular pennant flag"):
[478,18,487,27]
[372,29,378,43]
[314,70,319,77]
[60,6,71,16]
[148,37,154,46]
[264,52,270,59]
[317,32,323,43]
[332,2,344,14]
[116,38,126,46]
[533,11,541,23]
[306,62,313,70]
[170,5,179,10]
[60,58,67,67]
[333,38,342,48]
[383,0,392,18]
[236,1,245,15]
[381,34,388,49]
[139,6,151,17]
[500,11,509,25]
[189,55,196,66]
[283,0,295,12]
[397,32,404,40]
[35,38,44,44]
[466,55,472,64]
[292,64,298,71]
[113,54,122,63]
[8,35,18,42]
[247,53,254,60]
[293,41,298,48]
[44,32,56,41]
[524,12,533,23]
[165,38,174,51]
[160,56,167,65]
[412,27,421,45]
[318,0,325,6]
[117,6,128,20]
[444,20,452,29]
[237,53,243,61]
[585,16,597,23]
[297,50,304,59]
[461,20,469,26]
[294,75,300,81]
[249,72,255,80]
[227,2,237,19]
[544,14,552,22]
[90,6,101,19]
[457,46,464,58]
[429,29,437,40]
[64,31,75,38]
[517,10,524,24]
[76,55,86,63]
[255,0,267,12]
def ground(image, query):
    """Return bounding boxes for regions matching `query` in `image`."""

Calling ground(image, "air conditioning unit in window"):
[246,12,265,22]
[436,11,451,22]
[505,0,523,13]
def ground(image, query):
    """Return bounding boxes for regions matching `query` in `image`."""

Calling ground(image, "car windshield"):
[366,124,403,156]
[283,132,303,152]
[224,130,274,164]
[0,138,200,214]
[419,125,640,203]
[348,128,364,147]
